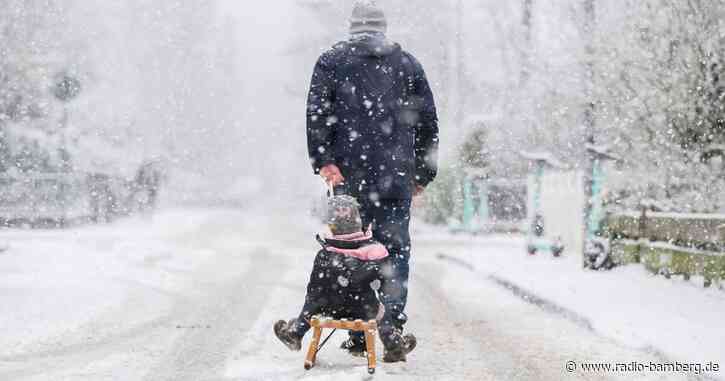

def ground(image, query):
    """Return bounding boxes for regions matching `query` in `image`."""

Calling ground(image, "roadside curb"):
[435,252,725,381]
[436,252,593,331]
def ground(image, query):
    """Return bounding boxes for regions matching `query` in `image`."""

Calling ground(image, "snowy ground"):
[427,231,725,367]
[0,208,722,380]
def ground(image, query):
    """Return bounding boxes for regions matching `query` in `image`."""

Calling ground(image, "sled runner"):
[304,317,378,375]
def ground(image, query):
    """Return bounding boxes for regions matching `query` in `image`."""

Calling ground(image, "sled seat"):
[304,316,377,375]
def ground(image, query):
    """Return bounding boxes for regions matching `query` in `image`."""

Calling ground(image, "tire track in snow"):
[143,248,288,381]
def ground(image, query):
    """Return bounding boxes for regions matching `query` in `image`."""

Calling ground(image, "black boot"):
[339,334,367,357]
[383,333,417,363]
[274,319,302,351]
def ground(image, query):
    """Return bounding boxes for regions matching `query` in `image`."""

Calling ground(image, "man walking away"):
[306,0,439,363]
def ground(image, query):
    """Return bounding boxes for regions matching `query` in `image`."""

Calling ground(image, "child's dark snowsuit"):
[290,231,394,345]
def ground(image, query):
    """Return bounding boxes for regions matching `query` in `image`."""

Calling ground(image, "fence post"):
[634,206,648,263]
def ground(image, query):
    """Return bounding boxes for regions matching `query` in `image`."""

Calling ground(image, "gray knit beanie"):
[350,0,387,35]
[326,195,363,235]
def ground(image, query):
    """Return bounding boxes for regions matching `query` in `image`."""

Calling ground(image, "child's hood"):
[320,231,389,261]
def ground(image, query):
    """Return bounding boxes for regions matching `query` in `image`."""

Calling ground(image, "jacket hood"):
[347,32,400,57]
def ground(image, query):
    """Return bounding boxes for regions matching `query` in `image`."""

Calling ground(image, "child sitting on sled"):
[274,195,416,362]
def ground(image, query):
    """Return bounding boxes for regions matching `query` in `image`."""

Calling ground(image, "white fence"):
[0,174,92,223]
[0,173,152,227]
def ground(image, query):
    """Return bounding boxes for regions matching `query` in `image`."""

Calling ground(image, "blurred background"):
[1,1,724,379]
[2,1,724,225]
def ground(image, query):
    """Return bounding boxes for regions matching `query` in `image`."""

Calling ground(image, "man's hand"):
[414,185,426,197]
[320,164,345,187]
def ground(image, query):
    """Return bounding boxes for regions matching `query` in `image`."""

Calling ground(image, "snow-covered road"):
[0,209,718,380]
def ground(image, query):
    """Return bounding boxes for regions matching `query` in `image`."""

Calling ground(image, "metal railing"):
[0,172,157,228]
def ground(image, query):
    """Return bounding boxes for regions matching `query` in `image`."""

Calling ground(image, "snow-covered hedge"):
[612,240,725,288]
[607,211,725,250]
[607,212,725,287]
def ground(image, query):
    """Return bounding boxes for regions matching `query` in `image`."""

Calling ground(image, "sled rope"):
[316,328,337,352]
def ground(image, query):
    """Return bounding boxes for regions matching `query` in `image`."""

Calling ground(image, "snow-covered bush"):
[421,166,464,225]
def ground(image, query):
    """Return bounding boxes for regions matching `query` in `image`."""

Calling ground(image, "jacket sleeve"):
[306,52,338,174]
[410,56,439,187]
[303,250,330,306]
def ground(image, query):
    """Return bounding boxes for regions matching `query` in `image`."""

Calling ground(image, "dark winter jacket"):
[306,33,439,200]
[301,231,390,321]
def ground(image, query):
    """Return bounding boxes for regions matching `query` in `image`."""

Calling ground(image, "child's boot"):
[274,319,303,351]
[339,333,367,357]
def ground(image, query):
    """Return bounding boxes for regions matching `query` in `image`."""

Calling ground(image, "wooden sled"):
[304,316,378,375]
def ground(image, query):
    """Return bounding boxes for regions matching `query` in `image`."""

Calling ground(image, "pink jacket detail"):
[324,231,389,261]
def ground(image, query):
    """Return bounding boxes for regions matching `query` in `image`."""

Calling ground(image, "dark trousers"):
[358,198,412,333]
